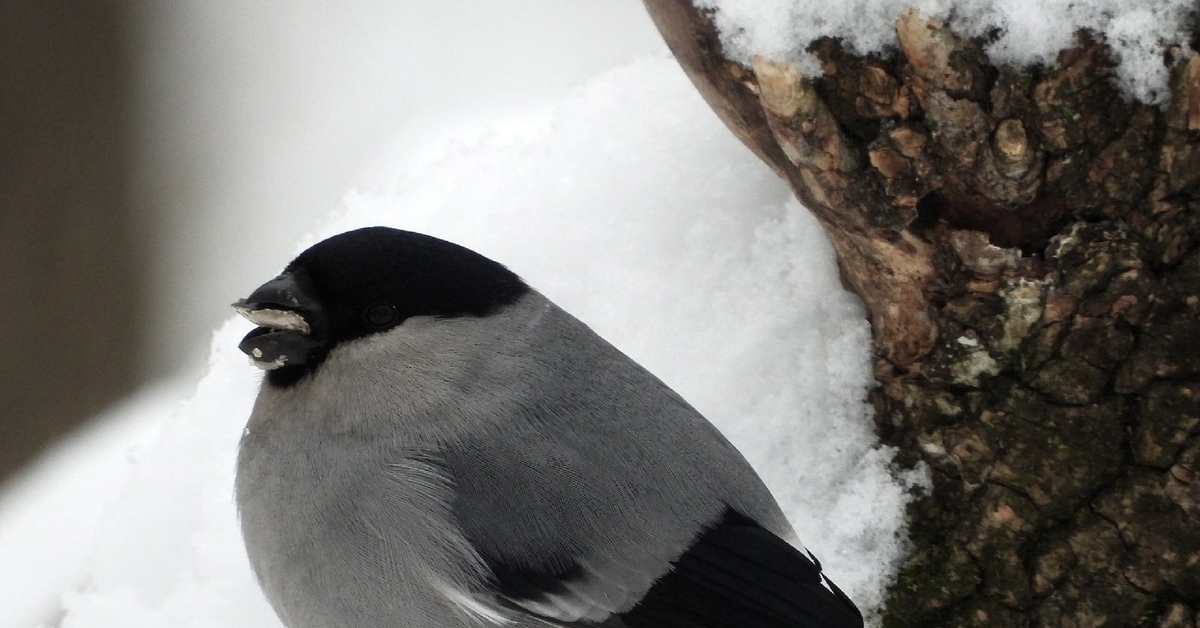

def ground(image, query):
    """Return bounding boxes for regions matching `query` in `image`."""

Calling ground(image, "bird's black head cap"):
[236,226,530,387]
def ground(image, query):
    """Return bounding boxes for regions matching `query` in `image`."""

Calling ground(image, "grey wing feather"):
[440,432,688,623]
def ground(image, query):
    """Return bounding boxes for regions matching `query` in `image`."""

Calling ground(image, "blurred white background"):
[131,0,665,375]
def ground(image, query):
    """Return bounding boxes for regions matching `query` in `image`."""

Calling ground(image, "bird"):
[232,226,864,628]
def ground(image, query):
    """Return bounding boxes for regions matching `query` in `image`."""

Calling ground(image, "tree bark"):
[643,3,1200,626]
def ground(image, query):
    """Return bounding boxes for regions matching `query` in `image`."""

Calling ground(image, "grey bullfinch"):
[233,226,863,628]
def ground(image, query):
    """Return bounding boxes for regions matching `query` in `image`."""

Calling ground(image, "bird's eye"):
[363,303,399,328]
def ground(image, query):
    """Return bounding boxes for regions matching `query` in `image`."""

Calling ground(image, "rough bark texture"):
[644,2,1200,626]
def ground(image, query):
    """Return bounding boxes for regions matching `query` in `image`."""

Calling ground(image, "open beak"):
[233,273,322,370]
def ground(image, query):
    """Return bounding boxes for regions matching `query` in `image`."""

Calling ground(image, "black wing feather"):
[483,557,585,602]
[615,509,864,628]
[475,507,864,628]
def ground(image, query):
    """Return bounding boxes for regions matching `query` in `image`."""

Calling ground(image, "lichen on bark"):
[643,2,1200,625]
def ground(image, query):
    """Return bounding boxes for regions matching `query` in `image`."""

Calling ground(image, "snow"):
[4,10,926,628]
[699,0,1197,104]
[0,385,176,628]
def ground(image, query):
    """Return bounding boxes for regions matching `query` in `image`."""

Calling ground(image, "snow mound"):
[699,0,1196,104]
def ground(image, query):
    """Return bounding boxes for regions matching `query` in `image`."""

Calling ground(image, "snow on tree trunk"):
[643,2,1200,626]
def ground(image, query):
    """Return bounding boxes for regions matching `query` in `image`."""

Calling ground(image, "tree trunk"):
[643,3,1200,626]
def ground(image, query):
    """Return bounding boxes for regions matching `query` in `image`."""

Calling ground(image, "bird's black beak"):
[233,272,323,370]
